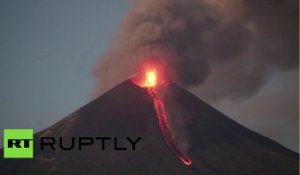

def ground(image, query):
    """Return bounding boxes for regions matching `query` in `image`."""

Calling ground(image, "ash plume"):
[93,0,298,101]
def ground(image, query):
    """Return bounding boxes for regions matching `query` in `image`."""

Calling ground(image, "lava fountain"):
[132,63,192,166]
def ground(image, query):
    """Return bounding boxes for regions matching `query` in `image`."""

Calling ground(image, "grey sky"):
[0,0,298,152]
[0,0,128,141]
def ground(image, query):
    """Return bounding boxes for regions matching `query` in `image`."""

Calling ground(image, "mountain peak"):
[1,80,298,175]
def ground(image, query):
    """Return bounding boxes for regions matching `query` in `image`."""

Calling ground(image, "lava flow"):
[132,65,192,166]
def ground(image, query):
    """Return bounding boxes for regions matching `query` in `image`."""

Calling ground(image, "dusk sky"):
[0,0,298,152]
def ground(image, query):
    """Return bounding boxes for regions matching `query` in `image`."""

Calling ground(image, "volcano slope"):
[0,80,298,175]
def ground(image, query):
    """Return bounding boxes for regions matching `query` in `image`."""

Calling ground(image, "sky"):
[0,0,129,143]
[0,0,298,152]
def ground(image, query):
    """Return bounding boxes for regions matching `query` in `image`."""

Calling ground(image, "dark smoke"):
[93,0,298,101]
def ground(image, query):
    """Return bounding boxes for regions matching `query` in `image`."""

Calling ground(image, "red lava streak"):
[132,65,192,166]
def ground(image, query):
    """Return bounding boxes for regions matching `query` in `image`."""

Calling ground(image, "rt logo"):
[3,129,33,158]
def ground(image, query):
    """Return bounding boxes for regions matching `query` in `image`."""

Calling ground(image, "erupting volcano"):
[132,64,192,166]
[0,65,298,174]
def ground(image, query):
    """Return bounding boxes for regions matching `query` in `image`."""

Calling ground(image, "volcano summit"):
[0,79,298,175]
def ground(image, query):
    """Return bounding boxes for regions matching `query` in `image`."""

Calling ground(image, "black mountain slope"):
[0,80,298,175]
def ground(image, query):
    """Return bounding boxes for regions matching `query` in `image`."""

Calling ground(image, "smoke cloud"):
[93,0,298,101]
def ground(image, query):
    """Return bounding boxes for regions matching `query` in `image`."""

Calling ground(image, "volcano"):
[1,80,298,175]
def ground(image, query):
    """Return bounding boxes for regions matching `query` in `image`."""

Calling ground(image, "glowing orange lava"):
[141,69,157,88]
[132,66,192,166]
